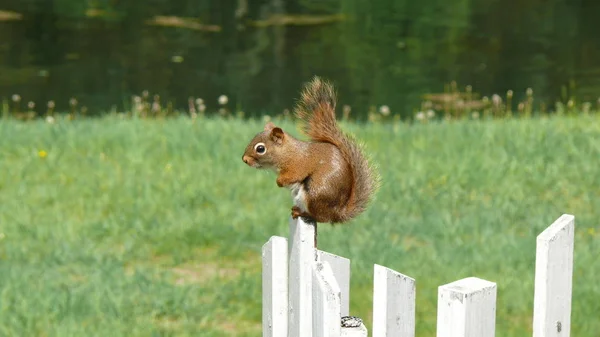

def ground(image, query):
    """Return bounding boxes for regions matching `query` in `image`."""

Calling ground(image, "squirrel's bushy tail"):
[294,76,380,222]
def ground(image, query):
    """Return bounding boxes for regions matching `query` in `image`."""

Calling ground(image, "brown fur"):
[242,76,380,224]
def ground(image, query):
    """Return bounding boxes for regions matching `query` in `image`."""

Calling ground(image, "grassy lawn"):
[0,114,599,336]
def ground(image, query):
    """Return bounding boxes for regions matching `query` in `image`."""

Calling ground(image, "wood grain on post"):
[312,261,342,337]
[372,264,416,337]
[533,214,575,337]
[262,236,289,337]
[317,250,351,316]
[436,277,497,337]
[288,216,317,337]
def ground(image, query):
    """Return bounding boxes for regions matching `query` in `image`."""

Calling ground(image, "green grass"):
[1,114,599,336]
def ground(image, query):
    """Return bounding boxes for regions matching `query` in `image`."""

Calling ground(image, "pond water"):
[1,1,599,118]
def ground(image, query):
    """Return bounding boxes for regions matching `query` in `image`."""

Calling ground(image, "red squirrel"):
[242,76,380,227]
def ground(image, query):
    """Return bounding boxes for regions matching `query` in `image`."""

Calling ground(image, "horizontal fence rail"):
[262,214,575,337]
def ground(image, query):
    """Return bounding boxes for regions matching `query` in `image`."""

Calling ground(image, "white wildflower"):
[379,105,391,116]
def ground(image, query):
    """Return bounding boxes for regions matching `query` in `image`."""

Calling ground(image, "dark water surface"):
[1,1,599,118]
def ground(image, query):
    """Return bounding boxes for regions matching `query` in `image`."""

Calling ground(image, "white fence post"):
[262,236,289,337]
[532,214,575,337]
[318,250,351,316]
[436,277,497,337]
[261,214,577,337]
[372,264,416,337]
[288,216,317,337]
[312,261,342,337]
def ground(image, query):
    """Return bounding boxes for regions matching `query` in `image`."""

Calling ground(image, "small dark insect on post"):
[556,321,562,333]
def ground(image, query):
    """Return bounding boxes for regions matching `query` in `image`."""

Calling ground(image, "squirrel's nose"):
[242,155,250,165]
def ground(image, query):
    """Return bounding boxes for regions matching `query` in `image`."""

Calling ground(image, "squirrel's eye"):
[254,142,267,155]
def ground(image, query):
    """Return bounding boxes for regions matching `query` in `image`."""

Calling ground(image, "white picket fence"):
[262,214,575,337]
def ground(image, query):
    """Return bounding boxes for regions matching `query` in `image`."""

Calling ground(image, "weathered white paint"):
[317,250,351,316]
[312,261,342,337]
[260,214,577,337]
[436,277,497,337]
[262,236,289,337]
[341,324,368,337]
[372,264,416,337]
[533,214,575,337]
[288,216,317,337]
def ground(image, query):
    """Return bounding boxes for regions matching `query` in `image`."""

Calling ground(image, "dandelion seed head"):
[492,94,502,106]
[379,105,391,116]
[526,88,533,96]
[218,95,228,105]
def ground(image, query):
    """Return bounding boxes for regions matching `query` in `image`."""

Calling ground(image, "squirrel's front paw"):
[276,176,287,187]
[291,206,302,219]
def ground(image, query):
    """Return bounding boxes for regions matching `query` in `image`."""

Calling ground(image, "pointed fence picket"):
[261,214,575,337]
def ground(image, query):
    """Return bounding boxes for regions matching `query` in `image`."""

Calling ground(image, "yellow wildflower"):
[38,150,48,158]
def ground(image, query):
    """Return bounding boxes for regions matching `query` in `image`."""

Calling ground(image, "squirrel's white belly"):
[290,183,308,212]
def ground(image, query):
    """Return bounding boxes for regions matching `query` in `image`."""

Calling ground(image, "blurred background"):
[1,0,599,118]
[1,1,600,337]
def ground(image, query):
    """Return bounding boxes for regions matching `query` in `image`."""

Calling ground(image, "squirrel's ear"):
[270,127,284,144]
[264,122,277,132]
